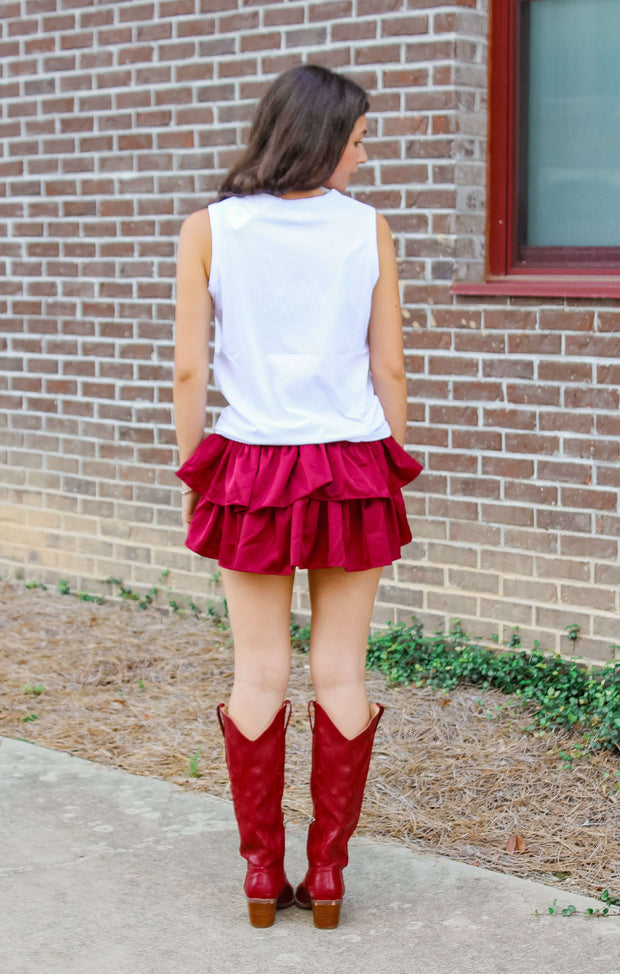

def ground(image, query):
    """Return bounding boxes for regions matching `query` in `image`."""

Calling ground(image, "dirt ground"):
[1,578,618,905]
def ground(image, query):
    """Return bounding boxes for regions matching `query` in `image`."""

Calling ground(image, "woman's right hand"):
[181,490,200,536]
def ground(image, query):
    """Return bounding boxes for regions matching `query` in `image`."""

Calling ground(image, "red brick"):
[200,0,238,9]
[241,32,282,52]
[385,66,432,89]
[562,534,617,560]
[539,309,595,332]
[219,57,258,78]
[539,413,595,440]
[285,26,328,46]
[560,584,616,612]
[332,20,377,40]
[594,561,620,585]
[595,513,620,538]
[566,334,620,358]
[505,383,561,406]
[382,14,428,36]
[81,7,114,28]
[596,413,620,437]
[358,0,402,13]
[406,40,453,62]
[565,437,619,462]
[450,475,500,499]
[452,379,503,402]
[60,30,93,50]
[176,17,214,37]
[507,333,562,355]
[561,487,617,511]
[538,459,592,485]
[380,163,428,185]
[407,188,457,208]
[95,70,132,90]
[482,359,533,380]
[427,451,477,473]
[597,311,620,332]
[118,3,154,22]
[504,481,558,506]
[41,9,74,28]
[434,11,457,30]
[483,408,536,431]
[597,465,620,489]
[433,64,453,86]
[161,0,194,14]
[118,44,154,65]
[538,360,592,383]
[597,363,620,384]
[218,10,260,31]
[450,521,502,547]
[504,432,559,454]
[564,386,618,410]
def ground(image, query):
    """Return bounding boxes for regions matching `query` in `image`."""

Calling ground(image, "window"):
[456,0,620,297]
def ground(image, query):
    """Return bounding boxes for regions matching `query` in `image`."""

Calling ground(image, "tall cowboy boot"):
[295,700,384,929]
[217,700,295,928]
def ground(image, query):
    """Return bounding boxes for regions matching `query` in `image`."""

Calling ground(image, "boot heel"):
[247,898,277,928]
[312,900,341,929]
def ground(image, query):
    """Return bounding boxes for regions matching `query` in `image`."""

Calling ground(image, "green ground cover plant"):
[362,618,620,754]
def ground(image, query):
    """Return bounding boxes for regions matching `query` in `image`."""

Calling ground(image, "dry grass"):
[1,579,618,903]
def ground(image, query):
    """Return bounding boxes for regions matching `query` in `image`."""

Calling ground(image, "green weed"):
[188,748,201,778]
[535,890,620,918]
[290,622,311,653]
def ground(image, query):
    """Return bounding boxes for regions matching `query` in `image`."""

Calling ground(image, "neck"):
[279,189,327,200]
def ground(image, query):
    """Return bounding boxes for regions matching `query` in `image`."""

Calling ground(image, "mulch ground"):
[1,579,618,905]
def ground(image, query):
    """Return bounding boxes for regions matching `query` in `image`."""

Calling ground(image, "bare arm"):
[368,213,407,447]
[173,208,213,530]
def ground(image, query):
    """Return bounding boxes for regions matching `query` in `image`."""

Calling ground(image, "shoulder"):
[375,212,393,241]
[332,191,375,218]
[179,206,211,243]
[331,193,382,241]
[177,208,213,279]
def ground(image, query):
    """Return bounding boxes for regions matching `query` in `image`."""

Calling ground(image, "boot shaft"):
[217,701,291,869]
[307,701,384,871]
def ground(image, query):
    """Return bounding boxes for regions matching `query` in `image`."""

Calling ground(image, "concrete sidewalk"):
[0,737,617,974]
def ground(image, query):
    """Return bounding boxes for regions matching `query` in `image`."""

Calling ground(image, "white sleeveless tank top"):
[207,189,391,444]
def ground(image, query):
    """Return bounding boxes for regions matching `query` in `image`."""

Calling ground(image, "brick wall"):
[1,0,618,663]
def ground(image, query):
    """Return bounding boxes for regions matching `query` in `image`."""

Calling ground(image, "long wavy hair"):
[218,65,369,199]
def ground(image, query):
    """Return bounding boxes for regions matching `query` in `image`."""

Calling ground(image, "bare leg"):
[307,566,382,739]
[222,567,295,739]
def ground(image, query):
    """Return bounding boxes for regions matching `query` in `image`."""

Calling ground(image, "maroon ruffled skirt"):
[176,434,423,575]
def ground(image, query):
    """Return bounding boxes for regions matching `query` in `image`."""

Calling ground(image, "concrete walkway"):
[0,737,617,974]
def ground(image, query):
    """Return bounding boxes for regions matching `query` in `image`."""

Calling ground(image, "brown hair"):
[218,64,369,199]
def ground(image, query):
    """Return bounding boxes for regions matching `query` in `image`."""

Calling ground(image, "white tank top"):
[207,189,391,444]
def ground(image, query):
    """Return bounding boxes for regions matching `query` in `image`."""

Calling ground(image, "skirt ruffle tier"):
[176,434,423,575]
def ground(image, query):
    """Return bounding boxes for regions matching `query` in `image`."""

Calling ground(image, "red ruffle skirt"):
[176,434,423,575]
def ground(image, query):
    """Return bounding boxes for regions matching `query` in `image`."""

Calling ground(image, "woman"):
[173,64,422,929]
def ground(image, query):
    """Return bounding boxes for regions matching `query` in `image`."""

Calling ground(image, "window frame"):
[453,0,620,298]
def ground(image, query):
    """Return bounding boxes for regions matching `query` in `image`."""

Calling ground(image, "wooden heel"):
[247,898,277,928]
[311,900,341,929]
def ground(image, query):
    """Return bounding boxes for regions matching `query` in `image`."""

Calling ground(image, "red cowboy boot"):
[217,701,295,927]
[295,700,384,928]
